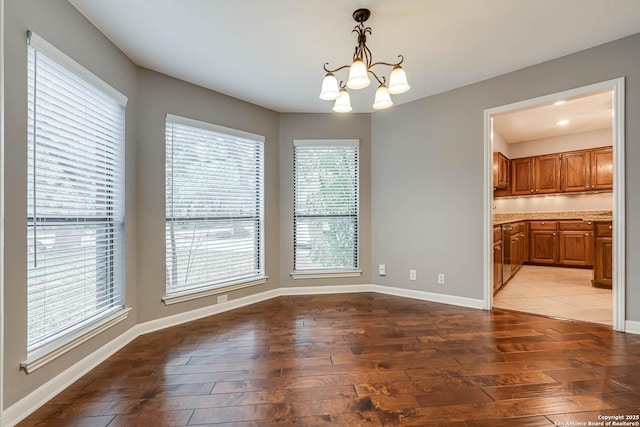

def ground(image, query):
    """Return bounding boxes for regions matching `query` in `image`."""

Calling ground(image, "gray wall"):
[135,68,280,323]
[279,113,372,287]
[3,0,138,408]
[371,33,640,320]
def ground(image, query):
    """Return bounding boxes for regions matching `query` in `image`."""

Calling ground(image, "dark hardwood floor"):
[19,293,640,426]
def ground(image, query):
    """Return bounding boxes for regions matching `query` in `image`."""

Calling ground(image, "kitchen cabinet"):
[561,147,613,192]
[496,146,612,198]
[534,154,562,194]
[591,147,613,191]
[558,221,594,267]
[593,221,613,289]
[511,155,560,195]
[511,158,534,195]
[508,221,526,278]
[528,220,596,267]
[493,152,509,190]
[493,239,503,292]
[529,221,558,264]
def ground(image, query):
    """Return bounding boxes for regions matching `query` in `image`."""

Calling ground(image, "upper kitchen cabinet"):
[534,154,561,194]
[561,146,613,192]
[590,147,613,191]
[511,154,560,195]
[493,152,509,190]
[511,157,533,195]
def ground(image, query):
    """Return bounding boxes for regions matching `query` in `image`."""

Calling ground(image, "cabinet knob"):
[609,225,612,230]
[530,189,534,193]
[585,233,589,236]
[541,222,545,225]
[588,222,592,225]
[553,232,556,236]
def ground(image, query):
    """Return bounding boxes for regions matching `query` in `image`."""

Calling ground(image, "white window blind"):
[165,115,265,296]
[27,32,126,353]
[293,140,359,271]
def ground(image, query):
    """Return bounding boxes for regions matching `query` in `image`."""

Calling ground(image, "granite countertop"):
[493,210,612,225]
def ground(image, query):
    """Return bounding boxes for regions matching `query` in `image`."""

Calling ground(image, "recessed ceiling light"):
[553,100,567,106]
[556,119,570,126]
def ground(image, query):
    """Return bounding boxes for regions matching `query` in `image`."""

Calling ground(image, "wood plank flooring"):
[19,293,640,426]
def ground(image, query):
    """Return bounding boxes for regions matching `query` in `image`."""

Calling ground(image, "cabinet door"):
[559,231,593,267]
[591,147,613,191]
[511,158,533,195]
[530,231,557,264]
[510,236,518,272]
[594,237,613,288]
[493,152,509,190]
[561,150,590,192]
[534,154,561,194]
[518,232,526,267]
[493,242,503,292]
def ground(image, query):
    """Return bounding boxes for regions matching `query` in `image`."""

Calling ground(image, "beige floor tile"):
[494,265,612,326]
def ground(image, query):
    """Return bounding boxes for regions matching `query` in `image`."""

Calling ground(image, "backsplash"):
[493,192,612,214]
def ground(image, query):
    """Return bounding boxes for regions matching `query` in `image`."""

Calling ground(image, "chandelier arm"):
[370,55,405,69]
[368,69,385,86]
[323,62,352,73]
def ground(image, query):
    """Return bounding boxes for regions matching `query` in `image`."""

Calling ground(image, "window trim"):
[164,114,265,298]
[292,139,360,275]
[162,275,268,305]
[27,31,127,106]
[21,306,131,374]
[24,30,127,370]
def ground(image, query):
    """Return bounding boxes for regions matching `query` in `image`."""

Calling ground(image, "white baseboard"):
[280,284,371,295]
[138,288,281,335]
[371,285,485,309]
[625,320,640,335]
[3,327,139,427]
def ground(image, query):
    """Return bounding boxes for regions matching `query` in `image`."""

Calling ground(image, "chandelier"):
[319,8,410,112]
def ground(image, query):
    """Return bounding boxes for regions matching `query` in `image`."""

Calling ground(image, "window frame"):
[291,139,361,278]
[22,31,129,373]
[163,114,267,304]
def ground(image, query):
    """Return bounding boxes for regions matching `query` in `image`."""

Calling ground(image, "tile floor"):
[493,265,612,325]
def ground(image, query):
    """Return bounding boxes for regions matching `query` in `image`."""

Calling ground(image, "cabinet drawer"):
[510,222,525,234]
[559,220,594,231]
[595,222,613,237]
[493,226,502,242]
[529,220,557,231]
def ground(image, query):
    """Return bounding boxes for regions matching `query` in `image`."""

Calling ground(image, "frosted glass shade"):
[373,84,393,110]
[388,66,410,94]
[347,59,370,89]
[332,89,352,113]
[319,72,340,100]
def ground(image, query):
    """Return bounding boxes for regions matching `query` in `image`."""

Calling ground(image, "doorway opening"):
[483,78,625,331]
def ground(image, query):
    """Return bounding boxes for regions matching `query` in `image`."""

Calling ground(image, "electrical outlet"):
[217,294,228,304]
[409,269,417,281]
[378,264,386,276]
[437,273,445,285]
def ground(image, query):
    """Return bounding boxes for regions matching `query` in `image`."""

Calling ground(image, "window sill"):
[162,276,268,305]
[290,270,362,280]
[21,306,132,374]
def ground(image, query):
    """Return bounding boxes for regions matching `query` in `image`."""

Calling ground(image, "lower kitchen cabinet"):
[529,230,558,264]
[559,230,593,266]
[493,240,503,292]
[593,221,613,288]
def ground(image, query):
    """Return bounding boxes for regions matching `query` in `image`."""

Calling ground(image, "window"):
[293,140,359,273]
[26,32,127,358]
[165,115,265,299]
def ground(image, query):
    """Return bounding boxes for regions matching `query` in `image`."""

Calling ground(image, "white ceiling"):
[68,0,640,113]
[493,91,613,143]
